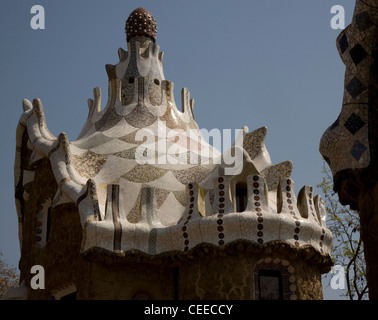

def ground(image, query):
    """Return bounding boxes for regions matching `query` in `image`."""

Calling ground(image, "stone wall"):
[77,259,175,300]
[75,242,328,300]
[177,244,325,300]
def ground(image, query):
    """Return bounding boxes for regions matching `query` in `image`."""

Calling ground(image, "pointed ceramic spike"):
[32,98,44,115]
[190,98,195,119]
[158,51,164,63]
[93,87,101,113]
[230,127,247,151]
[314,195,326,227]
[87,98,94,110]
[297,186,310,219]
[242,126,269,164]
[32,98,41,106]
[31,98,50,134]
[118,47,128,61]
[105,64,117,80]
[234,127,246,148]
[261,160,293,191]
[181,87,190,113]
[250,126,267,140]
[87,98,94,120]
[22,99,32,112]
[58,132,69,145]
[297,185,318,221]
[93,87,101,99]
[57,132,71,163]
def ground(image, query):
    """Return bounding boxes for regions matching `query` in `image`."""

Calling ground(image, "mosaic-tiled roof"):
[15,8,333,260]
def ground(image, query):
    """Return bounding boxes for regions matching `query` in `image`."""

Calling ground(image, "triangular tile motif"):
[349,44,368,66]
[155,188,171,209]
[71,151,108,178]
[355,11,373,31]
[172,189,188,207]
[344,113,366,135]
[126,190,142,223]
[346,77,367,99]
[121,164,168,183]
[338,33,349,54]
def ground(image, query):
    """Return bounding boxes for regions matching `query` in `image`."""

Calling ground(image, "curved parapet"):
[81,174,333,257]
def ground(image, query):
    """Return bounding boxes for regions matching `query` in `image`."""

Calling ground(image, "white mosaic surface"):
[15,17,333,258]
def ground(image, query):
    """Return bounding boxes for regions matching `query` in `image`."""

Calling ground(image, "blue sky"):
[0,0,356,299]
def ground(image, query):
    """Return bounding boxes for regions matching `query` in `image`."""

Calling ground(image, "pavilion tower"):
[10,7,332,300]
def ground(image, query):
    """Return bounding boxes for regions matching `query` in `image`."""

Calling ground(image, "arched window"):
[257,269,283,300]
[254,258,296,300]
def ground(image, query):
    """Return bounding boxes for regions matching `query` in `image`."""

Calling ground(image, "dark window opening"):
[235,182,247,212]
[258,270,283,300]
